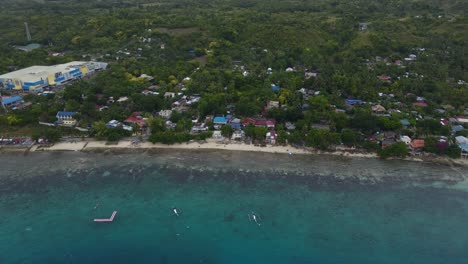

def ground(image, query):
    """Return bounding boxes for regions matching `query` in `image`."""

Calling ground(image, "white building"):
[0,61,107,91]
[158,110,173,119]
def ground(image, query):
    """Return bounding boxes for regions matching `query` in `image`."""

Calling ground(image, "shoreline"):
[22,139,468,168]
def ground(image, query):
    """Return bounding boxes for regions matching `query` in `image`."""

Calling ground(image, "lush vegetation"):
[0,0,466,159]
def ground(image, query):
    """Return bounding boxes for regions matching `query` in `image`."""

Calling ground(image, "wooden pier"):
[94,211,117,222]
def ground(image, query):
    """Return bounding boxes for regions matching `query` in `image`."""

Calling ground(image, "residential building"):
[232,130,245,140]
[1,96,24,109]
[266,100,280,110]
[124,113,147,128]
[228,118,242,130]
[372,104,386,114]
[158,110,173,119]
[410,139,425,150]
[213,116,228,125]
[56,111,78,126]
[266,130,278,144]
[164,92,176,98]
[345,99,363,106]
[242,118,276,128]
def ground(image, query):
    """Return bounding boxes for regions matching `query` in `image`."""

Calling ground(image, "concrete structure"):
[0,61,107,91]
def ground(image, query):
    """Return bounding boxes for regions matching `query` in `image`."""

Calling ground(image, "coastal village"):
[0,2,466,162]
[0,54,467,161]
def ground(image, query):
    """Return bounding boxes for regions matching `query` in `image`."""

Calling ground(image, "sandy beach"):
[35,139,375,157]
[30,139,468,167]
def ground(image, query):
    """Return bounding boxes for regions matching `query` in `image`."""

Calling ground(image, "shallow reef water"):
[0,151,467,263]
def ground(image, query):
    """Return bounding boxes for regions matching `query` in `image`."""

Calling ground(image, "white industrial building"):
[0,61,107,91]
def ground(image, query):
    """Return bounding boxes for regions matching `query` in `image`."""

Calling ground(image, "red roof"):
[413,102,428,108]
[254,120,276,127]
[124,116,145,125]
[241,118,276,127]
[241,118,256,126]
[378,75,391,81]
[410,139,425,149]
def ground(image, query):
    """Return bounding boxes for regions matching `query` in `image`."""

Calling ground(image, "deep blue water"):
[0,151,467,264]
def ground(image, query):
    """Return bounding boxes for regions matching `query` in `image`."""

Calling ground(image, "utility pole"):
[24,22,31,41]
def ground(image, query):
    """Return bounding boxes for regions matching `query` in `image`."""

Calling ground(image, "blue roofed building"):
[56,111,78,126]
[400,119,411,128]
[1,96,23,108]
[271,84,280,92]
[213,116,228,129]
[213,116,228,124]
[229,118,242,130]
[346,99,364,106]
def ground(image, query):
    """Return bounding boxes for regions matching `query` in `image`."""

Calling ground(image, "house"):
[401,135,412,145]
[382,139,396,148]
[452,125,465,134]
[213,116,228,125]
[158,110,173,119]
[205,115,214,122]
[242,119,276,128]
[413,102,428,108]
[164,92,176,98]
[372,104,386,114]
[1,96,24,108]
[165,120,176,129]
[139,74,154,81]
[378,75,391,82]
[212,130,223,139]
[191,124,208,134]
[124,113,147,128]
[147,85,160,90]
[400,119,411,128]
[410,139,425,150]
[266,100,280,110]
[266,130,278,145]
[229,118,242,130]
[345,99,363,106]
[56,111,78,126]
[232,130,245,140]
[358,22,369,31]
[106,120,133,131]
[213,116,228,129]
[285,122,296,130]
[142,90,159,95]
[106,120,120,129]
[186,95,201,105]
[384,131,397,140]
[456,116,468,124]
[304,70,318,79]
[117,96,128,103]
[456,136,468,145]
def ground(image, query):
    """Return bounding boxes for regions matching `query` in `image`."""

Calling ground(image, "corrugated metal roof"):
[56,111,78,117]
[1,96,23,105]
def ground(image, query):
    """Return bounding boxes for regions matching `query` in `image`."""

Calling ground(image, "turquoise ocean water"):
[0,151,467,263]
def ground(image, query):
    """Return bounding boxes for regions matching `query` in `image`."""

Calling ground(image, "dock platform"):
[94,211,117,222]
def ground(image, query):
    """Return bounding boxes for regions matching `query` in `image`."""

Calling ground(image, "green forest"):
[0,0,466,158]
